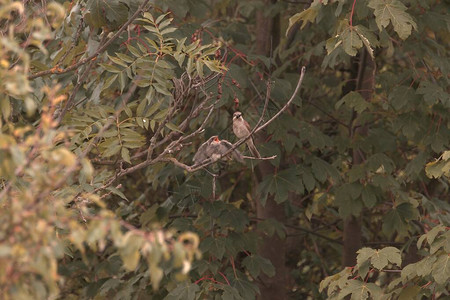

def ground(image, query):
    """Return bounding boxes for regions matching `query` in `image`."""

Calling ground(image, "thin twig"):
[197,66,306,169]
[161,67,306,173]
[283,223,343,245]
[255,66,306,134]
[242,155,276,160]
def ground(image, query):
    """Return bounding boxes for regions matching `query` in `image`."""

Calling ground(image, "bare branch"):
[242,155,277,160]
[197,66,307,168]
[255,66,306,134]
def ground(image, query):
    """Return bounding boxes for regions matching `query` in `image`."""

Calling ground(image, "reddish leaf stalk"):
[350,0,357,27]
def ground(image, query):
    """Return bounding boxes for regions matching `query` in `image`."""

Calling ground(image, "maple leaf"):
[368,0,417,40]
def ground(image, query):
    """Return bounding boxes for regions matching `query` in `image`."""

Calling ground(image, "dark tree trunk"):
[342,216,362,266]
[342,50,375,267]
[254,1,286,299]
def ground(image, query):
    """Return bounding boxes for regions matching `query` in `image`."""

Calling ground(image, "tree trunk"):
[342,50,375,267]
[254,1,286,299]
[342,216,362,266]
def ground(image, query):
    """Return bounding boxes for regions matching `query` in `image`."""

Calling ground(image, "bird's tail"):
[247,140,261,158]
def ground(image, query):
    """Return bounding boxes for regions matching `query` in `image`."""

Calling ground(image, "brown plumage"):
[193,136,244,165]
[232,111,261,158]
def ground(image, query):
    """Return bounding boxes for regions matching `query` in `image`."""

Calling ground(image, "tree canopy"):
[0,0,449,299]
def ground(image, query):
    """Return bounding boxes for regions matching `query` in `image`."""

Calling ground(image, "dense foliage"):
[0,0,448,299]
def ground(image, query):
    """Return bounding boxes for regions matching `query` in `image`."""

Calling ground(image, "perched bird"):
[232,111,261,158]
[211,137,244,163]
[193,136,216,165]
[193,136,244,165]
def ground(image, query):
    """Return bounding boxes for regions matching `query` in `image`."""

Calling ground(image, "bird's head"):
[233,111,242,120]
[212,136,220,143]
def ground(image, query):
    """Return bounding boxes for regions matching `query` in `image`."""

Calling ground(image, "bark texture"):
[254,1,286,299]
[342,50,375,267]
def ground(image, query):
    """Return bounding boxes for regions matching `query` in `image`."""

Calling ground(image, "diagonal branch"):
[90,68,306,192]
[255,66,306,134]
[166,66,306,173]
[209,66,306,165]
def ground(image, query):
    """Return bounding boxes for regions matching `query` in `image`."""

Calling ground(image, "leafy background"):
[0,0,449,299]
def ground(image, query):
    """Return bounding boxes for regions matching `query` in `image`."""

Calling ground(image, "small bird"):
[232,111,261,158]
[193,136,244,165]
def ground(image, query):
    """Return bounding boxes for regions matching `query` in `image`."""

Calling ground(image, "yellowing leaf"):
[0,96,11,120]
[51,148,76,167]
[368,0,417,40]
[287,5,320,33]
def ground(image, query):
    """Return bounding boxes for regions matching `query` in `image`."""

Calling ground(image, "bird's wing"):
[219,140,244,163]
[193,137,214,163]
[244,119,252,132]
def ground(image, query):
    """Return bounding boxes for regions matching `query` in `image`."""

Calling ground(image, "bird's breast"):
[233,122,247,138]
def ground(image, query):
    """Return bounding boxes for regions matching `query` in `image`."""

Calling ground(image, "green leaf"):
[232,277,259,300]
[334,183,363,217]
[389,86,417,111]
[108,54,128,68]
[357,248,376,266]
[115,52,134,63]
[136,99,147,117]
[311,158,327,183]
[366,153,395,173]
[107,186,128,200]
[201,237,226,259]
[339,280,367,299]
[336,91,370,114]
[242,255,275,278]
[398,285,421,300]
[341,27,363,57]
[417,225,446,248]
[416,256,436,277]
[382,203,417,238]
[164,282,200,300]
[165,122,183,133]
[102,74,118,91]
[118,72,126,93]
[222,285,244,300]
[368,0,417,40]
[257,218,286,239]
[354,25,377,59]
[100,63,122,73]
[302,170,315,192]
[378,247,402,267]
[121,147,131,164]
[416,81,450,106]
[370,251,388,270]
[127,44,141,57]
[431,254,450,284]
[361,186,377,208]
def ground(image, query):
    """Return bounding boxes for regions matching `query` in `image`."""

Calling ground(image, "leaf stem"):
[350,0,357,27]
